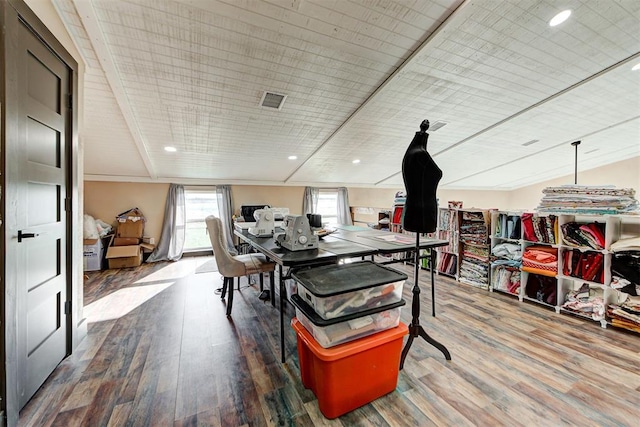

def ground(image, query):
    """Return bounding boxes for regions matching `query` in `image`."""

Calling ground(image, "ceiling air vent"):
[522,139,539,146]
[430,121,447,132]
[260,91,287,110]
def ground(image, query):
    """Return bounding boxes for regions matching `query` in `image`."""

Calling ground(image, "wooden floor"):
[18,256,640,426]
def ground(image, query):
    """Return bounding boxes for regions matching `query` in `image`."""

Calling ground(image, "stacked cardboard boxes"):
[105,208,154,269]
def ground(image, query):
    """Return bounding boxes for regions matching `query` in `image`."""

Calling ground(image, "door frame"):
[1,0,80,425]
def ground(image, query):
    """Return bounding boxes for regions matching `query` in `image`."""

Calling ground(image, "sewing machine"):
[276,215,318,251]
[248,208,276,237]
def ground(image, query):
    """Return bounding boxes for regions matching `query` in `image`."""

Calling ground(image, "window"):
[316,189,338,225]
[184,187,219,251]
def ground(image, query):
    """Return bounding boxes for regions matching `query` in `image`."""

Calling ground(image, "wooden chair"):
[205,215,276,316]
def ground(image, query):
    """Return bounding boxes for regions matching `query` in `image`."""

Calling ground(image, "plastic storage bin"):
[291,294,405,348]
[292,317,408,419]
[292,261,407,319]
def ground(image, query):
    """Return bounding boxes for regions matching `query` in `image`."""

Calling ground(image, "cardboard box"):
[106,245,142,269]
[83,238,104,271]
[113,237,140,246]
[116,208,145,238]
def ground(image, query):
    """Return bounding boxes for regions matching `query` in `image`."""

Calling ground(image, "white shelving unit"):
[486,211,639,333]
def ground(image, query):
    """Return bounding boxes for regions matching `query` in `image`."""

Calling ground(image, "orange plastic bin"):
[292,318,408,419]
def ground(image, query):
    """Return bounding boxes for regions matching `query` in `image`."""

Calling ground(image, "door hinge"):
[67,93,73,109]
[65,197,71,212]
[64,300,72,315]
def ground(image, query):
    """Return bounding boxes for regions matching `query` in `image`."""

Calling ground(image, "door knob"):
[18,230,39,242]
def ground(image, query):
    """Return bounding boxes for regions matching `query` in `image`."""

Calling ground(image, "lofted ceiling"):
[51,0,640,190]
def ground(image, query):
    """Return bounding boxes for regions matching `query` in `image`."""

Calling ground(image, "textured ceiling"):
[52,0,640,189]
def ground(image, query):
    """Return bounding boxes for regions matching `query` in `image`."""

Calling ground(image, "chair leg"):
[227,279,234,316]
[221,277,229,299]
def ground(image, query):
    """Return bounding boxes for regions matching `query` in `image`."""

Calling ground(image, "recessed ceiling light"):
[352,159,360,164]
[164,146,177,152]
[549,10,571,27]
[288,155,297,160]
[632,63,640,71]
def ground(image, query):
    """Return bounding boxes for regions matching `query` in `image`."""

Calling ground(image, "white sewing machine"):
[275,215,318,251]
[248,208,276,237]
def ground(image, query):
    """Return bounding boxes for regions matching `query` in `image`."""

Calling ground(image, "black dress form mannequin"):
[399,120,451,369]
[402,120,442,233]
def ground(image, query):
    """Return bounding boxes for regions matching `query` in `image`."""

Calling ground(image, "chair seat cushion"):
[235,253,276,275]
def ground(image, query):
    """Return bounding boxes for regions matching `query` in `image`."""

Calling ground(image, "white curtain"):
[216,185,237,254]
[147,184,186,262]
[303,186,319,214]
[337,187,353,225]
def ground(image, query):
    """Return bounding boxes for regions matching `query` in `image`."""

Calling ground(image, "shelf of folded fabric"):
[606,294,640,334]
[558,280,609,327]
[490,262,521,297]
[436,251,458,278]
[558,214,622,250]
[522,271,558,309]
[522,213,559,244]
[458,256,490,289]
[521,243,558,279]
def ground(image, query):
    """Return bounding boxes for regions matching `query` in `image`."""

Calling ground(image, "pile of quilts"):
[607,237,640,332]
[537,185,639,214]
[522,213,557,244]
[562,283,605,321]
[560,221,605,249]
[522,245,558,275]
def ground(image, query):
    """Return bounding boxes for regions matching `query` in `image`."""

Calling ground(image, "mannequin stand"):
[399,233,451,369]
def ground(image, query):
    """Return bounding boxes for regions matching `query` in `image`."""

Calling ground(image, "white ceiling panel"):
[50,0,639,188]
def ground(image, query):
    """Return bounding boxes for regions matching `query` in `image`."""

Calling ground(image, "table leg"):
[279,265,286,363]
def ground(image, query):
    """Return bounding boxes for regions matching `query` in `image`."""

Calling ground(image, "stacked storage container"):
[290,261,408,418]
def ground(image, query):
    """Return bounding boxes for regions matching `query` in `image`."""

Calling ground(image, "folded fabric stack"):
[607,295,640,333]
[562,249,604,283]
[537,185,639,214]
[462,242,489,261]
[561,221,606,249]
[522,213,556,244]
[562,283,605,321]
[495,213,522,239]
[459,258,489,287]
[491,266,521,295]
[610,237,640,295]
[491,242,522,264]
[525,273,557,305]
[522,245,558,276]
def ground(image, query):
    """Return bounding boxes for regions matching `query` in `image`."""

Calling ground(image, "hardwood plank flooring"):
[18,256,640,426]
